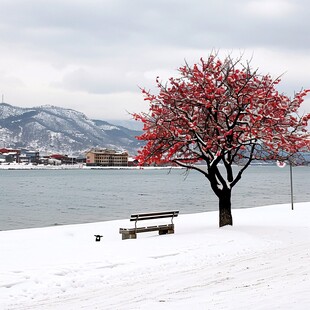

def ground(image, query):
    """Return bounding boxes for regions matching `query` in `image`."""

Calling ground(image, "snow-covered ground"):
[0,163,179,170]
[1,202,310,310]
[0,163,83,170]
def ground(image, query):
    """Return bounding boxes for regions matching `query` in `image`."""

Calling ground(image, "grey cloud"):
[2,0,310,60]
[0,73,24,88]
[53,67,143,94]
[0,0,309,117]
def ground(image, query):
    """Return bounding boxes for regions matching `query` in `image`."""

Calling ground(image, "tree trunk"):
[219,189,233,227]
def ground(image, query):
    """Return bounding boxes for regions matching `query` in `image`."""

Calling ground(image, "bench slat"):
[120,224,173,234]
[131,210,179,217]
[130,211,179,221]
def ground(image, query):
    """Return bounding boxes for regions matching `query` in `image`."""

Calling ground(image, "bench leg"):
[159,228,174,235]
[122,232,137,240]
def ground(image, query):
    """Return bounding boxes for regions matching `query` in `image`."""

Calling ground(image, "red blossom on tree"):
[133,54,310,227]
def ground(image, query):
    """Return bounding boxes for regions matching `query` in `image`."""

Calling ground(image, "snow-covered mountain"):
[0,103,143,155]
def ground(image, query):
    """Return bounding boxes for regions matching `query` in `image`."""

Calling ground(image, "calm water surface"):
[1,166,309,230]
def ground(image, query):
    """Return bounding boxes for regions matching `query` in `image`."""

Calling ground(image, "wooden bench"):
[119,210,179,240]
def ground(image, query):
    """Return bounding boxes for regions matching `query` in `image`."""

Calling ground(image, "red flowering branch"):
[133,53,310,227]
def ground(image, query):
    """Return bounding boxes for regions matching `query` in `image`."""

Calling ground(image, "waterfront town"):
[0,147,135,167]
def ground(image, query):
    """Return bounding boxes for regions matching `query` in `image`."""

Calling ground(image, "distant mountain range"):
[0,103,143,155]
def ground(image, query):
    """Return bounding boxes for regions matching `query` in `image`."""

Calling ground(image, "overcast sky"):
[0,0,309,121]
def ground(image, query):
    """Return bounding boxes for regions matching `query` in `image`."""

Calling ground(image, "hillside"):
[0,103,142,155]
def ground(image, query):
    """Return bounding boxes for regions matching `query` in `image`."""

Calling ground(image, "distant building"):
[0,148,21,163]
[20,150,40,164]
[50,154,72,164]
[0,154,5,163]
[41,154,76,165]
[128,157,139,166]
[86,149,128,166]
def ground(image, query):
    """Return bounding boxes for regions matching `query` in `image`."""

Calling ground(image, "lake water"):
[1,166,309,231]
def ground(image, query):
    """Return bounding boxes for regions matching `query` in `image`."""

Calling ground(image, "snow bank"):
[1,203,310,309]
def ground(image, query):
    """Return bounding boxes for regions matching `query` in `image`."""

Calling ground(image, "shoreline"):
[2,201,309,233]
[0,163,184,170]
[1,162,309,170]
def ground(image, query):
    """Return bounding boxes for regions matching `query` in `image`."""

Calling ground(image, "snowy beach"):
[1,202,310,310]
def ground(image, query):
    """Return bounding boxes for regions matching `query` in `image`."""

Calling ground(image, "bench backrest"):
[130,210,179,222]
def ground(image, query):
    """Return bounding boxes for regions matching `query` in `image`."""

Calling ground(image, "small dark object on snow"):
[94,235,103,242]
